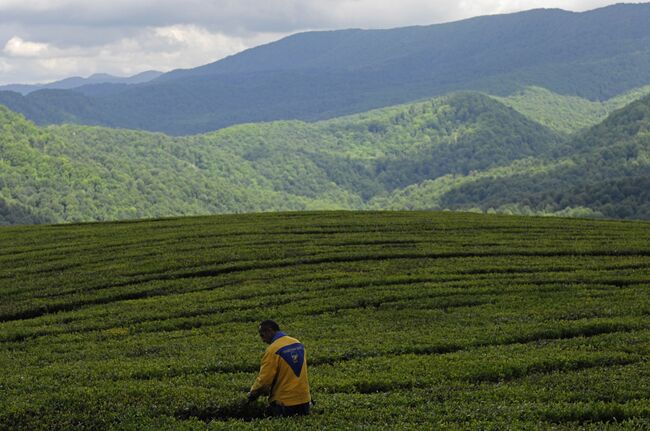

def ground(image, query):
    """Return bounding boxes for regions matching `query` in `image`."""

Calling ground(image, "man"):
[247,320,311,417]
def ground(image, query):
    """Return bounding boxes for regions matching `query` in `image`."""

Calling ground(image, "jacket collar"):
[271,331,287,343]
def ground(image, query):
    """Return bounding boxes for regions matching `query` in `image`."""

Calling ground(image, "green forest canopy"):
[1,88,649,225]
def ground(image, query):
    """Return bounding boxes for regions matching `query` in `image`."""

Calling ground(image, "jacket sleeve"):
[250,348,278,393]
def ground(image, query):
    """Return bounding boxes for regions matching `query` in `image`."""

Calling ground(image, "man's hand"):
[247,390,260,403]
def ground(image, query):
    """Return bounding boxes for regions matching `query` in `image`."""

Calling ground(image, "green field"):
[1,211,649,430]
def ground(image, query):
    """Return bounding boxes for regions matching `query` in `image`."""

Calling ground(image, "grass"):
[0,211,649,430]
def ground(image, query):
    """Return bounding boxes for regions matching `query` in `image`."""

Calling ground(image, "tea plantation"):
[0,211,649,430]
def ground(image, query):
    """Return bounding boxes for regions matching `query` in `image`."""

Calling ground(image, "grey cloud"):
[0,0,622,31]
[0,1,624,46]
[0,1,324,33]
[0,0,627,84]
[2,24,143,49]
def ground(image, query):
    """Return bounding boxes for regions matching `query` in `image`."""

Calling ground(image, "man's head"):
[258,320,280,344]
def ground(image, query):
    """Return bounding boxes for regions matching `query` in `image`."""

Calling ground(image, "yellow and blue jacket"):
[250,332,311,406]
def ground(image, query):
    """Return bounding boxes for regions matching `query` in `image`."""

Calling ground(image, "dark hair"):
[259,320,280,331]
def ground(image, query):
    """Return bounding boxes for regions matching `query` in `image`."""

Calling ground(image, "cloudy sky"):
[0,0,627,85]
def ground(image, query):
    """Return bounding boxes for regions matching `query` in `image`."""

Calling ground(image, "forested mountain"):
[0,93,562,225]
[1,90,649,225]
[494,85,650,135]
[374,94,650,220]
[1,3,650,135]
[0,106,346,226]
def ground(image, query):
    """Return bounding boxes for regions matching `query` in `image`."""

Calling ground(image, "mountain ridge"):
[0,92,561,224]
[1,89,648,225]
[1,3,650,134]
[0,71,163,95]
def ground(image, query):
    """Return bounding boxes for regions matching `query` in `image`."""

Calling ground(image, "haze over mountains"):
[1,3,650,135]
[0,71,163,96]
[1,3,649,225]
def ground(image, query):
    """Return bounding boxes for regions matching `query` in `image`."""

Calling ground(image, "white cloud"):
[0,25,285,84]
[0,58,13,72]
[3,36,50,57]
[153,25,247,54]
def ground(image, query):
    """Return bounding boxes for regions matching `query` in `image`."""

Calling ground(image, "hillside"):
[422,94,650,219]
[1,4,650,134]
[1,211,649,430]
[0,104,361,226]
[2,88,650,225]
[493,85,650,135]
[0,93,562,225]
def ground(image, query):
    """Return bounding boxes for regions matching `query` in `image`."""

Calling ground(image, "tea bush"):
[1,211,648,429]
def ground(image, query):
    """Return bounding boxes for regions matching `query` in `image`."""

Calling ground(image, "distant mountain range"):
[0,71,163,95]
[1,3,649,225]
[1,3,650,135]
[1,88,649,225]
